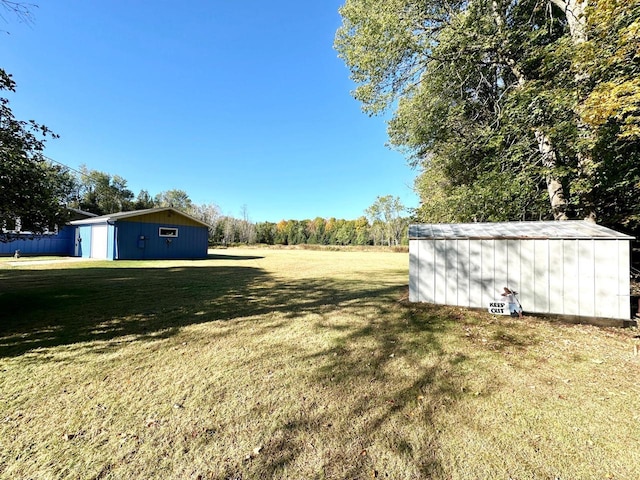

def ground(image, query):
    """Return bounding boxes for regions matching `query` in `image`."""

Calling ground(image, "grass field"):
[1,248,639,479]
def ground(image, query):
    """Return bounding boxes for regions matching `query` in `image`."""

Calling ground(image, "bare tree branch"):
[0,1,37,26]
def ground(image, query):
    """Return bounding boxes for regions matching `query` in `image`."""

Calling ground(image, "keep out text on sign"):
[487,301,510,315]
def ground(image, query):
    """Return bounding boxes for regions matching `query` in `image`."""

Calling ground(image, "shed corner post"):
[409,238,419,302]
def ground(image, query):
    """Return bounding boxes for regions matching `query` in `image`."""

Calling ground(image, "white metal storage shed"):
[409,221,634,320]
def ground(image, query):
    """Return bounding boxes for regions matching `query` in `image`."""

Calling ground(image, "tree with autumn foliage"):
[576,0,640,230]
[335,0,640,231]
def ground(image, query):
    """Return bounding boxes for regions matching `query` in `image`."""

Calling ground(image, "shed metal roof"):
[69,207,210,228]
[409,221,634,240]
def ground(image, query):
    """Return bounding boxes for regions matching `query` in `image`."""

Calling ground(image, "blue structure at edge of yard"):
[69,207,209,260]
[1,207,210,260]
[0,227,75,256]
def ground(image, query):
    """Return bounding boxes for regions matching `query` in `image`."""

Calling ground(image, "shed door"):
[91,224,108,259]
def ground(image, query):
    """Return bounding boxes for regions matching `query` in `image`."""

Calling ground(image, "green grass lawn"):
[1,248,639,479]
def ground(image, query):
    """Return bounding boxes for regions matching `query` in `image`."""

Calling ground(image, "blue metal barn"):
[69,207,209,260]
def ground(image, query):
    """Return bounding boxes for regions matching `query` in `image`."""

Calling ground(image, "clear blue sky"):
[1,0,419,222]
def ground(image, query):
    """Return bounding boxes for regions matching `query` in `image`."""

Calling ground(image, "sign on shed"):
[487,301,510,315]
[409,221,634,321]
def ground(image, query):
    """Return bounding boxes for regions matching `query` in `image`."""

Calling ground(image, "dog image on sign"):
[502,287,523,318]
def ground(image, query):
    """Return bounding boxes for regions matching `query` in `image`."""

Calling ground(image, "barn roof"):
[409,221,634,240]
[69,207,210,228]
[68,207,98,221]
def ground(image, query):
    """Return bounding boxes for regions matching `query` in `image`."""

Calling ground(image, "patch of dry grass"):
[1,248,639,479]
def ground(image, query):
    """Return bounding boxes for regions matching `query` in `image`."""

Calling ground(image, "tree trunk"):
[493,0,570,220]
[552,0,598,222]
[534,131,569,220]
[552,0,588,44]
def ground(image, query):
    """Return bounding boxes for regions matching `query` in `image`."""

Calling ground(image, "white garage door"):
[91,224,109,259]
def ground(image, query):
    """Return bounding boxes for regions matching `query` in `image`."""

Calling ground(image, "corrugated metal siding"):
[0,227,74,256]
[115,221,208,260]
[76,226,92,257]
[409,236,631,320]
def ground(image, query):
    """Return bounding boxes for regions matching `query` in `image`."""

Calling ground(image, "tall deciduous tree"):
[0,69,74,241]
[154,189,193,212]
[365,195,407,246]
[335,0,640,228]
[189,202,222,243]
[73,165,134,215]
[237,204,256,244]
[575,0,640,230]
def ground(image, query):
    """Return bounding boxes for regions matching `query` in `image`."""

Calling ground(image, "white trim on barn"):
[409,221,634,320]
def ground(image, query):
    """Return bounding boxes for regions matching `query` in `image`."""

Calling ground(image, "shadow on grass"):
[242,301,538,479]
[0,259,539,479]
[0,266,257,357]
[206,253,265,261]
[0,262,401,358]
